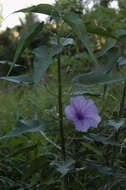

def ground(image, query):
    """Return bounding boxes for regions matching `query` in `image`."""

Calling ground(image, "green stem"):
[57,21,66,160]
[119,81,126,117]
[57,52,66,160]
[100,84,108,118]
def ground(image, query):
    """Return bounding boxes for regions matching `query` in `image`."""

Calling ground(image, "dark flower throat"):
[76,112,84,120]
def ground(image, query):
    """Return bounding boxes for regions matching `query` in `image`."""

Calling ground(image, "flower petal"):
[85,113,101,125]
[85,116,101,128]
[65,96,101,132]
[65,105,77,121]
[71,96,86,112]
[74,119,91,132]
[84,99,99,113]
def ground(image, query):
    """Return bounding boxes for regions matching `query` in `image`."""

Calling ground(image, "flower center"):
[76,112,84,120]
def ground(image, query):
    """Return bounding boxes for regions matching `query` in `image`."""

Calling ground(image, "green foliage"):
[55,0,83,14]
[74,71,126,87]
[50,158,75,177]
[1,119,45,139]
[1,1,126,190]
[14,4,60,18]
[12,22,43,67]
[64,11,98,64]
[0,74,33,84]
[97,38,117,57]
[84,6,126,31]
[108,118,126,131]
[33,46,53,85]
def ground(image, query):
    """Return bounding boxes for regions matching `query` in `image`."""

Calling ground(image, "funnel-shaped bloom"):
[65,96,101,132]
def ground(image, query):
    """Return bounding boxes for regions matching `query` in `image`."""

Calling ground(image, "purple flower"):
[65,96,101,132]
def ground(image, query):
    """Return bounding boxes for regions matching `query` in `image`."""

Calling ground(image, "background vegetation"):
[0,0,126,189]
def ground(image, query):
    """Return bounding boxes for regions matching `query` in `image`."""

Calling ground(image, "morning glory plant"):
[2,2,126,189]
[65,96,101,132]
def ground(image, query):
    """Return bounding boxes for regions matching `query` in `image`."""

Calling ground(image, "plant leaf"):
[51,45,63,56]
[102,48,120,73]
[0,74,33,84]
[87,160,122,176]
[0,60,26,68]
[62,38,74,46]
[50,158,75,177]
[64,12,98,64]
[10,144,39,157]
[87,133,126,147]
[100,48,120,99]
[33,46,52,85]
[0,120,45,139]
[70,90,102,96]
[98,38,117,58]
[117,56,126,68]
[74,71,126,87]
[50,38,74,56]
[50,37,74,46]
[114,29,126,38]
[108,119,125,131]
[9,22,43,74]
[14,4,59,17]
[81,142,103,157]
